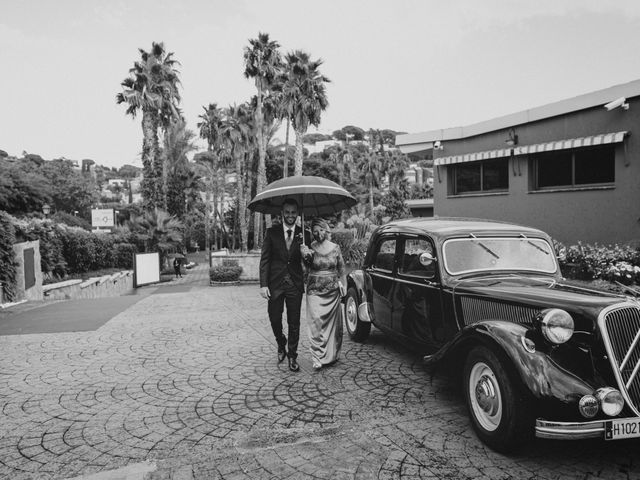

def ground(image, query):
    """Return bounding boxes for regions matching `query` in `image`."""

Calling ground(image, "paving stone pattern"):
[2,278,640,479]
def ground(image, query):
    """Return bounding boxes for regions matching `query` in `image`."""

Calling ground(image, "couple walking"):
[259,198,346,371]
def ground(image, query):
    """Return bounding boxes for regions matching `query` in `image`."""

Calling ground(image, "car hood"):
[452,274,626,317]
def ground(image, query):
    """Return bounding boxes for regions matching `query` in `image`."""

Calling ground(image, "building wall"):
[434,99,640,244]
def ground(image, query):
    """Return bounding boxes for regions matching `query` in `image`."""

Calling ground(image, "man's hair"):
[282,198,299,210]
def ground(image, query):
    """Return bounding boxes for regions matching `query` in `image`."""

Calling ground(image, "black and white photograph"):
[2,1,640,478]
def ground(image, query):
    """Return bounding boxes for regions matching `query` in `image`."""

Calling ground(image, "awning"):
[434,148,512,166]
[514,131,627,155]
[433,131,628,167]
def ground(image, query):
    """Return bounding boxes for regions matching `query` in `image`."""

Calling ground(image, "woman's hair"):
[311,218,330,231]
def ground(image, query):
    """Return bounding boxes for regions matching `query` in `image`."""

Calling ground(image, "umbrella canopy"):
[168,253,186,259]
[248,176,356,216]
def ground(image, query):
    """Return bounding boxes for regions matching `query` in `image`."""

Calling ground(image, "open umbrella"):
[248,175,357,245]
[167,253,186,259]
[248,176,356,216]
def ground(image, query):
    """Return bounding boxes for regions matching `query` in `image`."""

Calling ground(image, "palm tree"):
[161,118,197,216]
[386,151,409,186]
[244,33,282,245]
[359,151,388,214]
[197,103,224,250]
[117,42,181,210]
[280,50,330,176]
[221,103,253,252]
[127,208,183,266]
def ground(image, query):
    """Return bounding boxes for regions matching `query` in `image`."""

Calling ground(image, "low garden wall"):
[43,271,134,300]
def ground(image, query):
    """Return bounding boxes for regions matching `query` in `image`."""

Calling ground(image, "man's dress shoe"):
[278,348,287,363]
[288,357,299,372]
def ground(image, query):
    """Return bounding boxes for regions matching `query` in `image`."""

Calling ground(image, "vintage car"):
[344,217,640,452]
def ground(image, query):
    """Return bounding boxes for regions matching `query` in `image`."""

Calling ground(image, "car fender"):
[436,320,594,403]
[346,270,368,304]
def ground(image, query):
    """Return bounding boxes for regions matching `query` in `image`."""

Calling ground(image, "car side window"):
[372,238,396,272]
[399,238,436,278]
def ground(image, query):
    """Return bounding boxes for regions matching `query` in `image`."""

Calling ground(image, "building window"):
[534,145,615,189]
[453,158,508,194]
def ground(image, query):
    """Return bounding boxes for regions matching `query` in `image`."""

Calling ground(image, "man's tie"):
[286,229,292,250]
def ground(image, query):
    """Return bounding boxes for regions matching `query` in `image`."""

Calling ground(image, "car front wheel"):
[463,345,532,453]
[344,287,371,342]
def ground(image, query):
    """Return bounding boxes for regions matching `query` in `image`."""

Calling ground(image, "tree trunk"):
[235,152,247,252]
[254,84,265,249]
[151,114,162,210]
[243,154,252,252]
[283,118,290,178]
[140,110,157,210]
[369,182,375,215]
[294,128,304,176]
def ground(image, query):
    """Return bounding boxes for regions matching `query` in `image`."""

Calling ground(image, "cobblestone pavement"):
[2,274,640,479]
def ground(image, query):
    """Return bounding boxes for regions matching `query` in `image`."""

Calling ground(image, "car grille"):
[460,296,539,326]
[601,304,640,416]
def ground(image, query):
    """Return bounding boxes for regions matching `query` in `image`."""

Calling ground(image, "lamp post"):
[42,204,51,217]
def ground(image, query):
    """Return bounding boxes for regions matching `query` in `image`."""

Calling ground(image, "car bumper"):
[536,417,640,440]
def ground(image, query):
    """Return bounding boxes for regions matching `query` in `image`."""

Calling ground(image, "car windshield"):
[442,237,557,275]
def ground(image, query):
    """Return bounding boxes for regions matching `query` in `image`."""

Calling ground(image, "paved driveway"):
[1,275,640,479]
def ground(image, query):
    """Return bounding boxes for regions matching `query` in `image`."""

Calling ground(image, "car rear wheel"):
[463,345,532,453]
[344,287,371,342]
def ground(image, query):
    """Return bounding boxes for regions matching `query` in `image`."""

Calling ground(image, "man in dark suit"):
[259,198,310,372]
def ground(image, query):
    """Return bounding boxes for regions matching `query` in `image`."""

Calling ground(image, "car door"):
[392,235,445,353]
[367,235,398,331]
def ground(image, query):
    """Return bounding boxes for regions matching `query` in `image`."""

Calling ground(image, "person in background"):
[173,257,182,278]
[300,218,346,370]
[259,198,310,372]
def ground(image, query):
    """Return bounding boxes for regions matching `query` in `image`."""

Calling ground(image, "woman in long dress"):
[301,218,346,370]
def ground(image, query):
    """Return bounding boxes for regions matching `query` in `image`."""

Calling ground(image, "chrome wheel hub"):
[469,361,502,432]
[475,375,499,416]
[345,296,357,332]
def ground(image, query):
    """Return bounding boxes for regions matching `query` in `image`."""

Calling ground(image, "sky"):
[1,0,640,169]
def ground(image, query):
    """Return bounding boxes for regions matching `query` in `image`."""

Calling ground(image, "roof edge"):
[396,79,640,146]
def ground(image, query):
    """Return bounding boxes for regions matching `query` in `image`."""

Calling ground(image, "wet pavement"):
[1,264,640,479]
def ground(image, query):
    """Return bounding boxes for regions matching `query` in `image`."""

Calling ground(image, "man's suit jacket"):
[259,224,310,297]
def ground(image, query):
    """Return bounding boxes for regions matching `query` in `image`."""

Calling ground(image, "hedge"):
[12,216,136,280]
[0,212,18,301]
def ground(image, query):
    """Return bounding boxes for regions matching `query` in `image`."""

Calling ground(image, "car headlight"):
[540,308,574,344]
[596,387,624,416]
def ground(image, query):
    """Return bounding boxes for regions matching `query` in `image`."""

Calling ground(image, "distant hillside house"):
[396,79,640,244]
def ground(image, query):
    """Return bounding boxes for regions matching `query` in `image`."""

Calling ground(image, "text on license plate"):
[605,419,640,440]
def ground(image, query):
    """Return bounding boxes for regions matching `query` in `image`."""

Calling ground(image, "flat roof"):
[396,79,640,148]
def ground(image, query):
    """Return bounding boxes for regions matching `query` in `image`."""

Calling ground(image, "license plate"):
[605,419,640,440]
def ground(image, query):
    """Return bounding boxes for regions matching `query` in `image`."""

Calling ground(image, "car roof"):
[375,217,550,239]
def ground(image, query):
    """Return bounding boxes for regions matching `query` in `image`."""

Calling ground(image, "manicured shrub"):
[209,259,242,282]
[0,211,18,301]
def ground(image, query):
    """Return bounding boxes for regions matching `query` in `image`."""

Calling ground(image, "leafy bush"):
[14,218,67,278]
[556,240,640,285]
[113,243,136,268]
[0,211,18,302]
[332,228,368,268]
[209,259,242,282]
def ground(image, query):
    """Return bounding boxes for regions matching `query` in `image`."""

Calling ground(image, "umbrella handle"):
[301,210,305,247]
